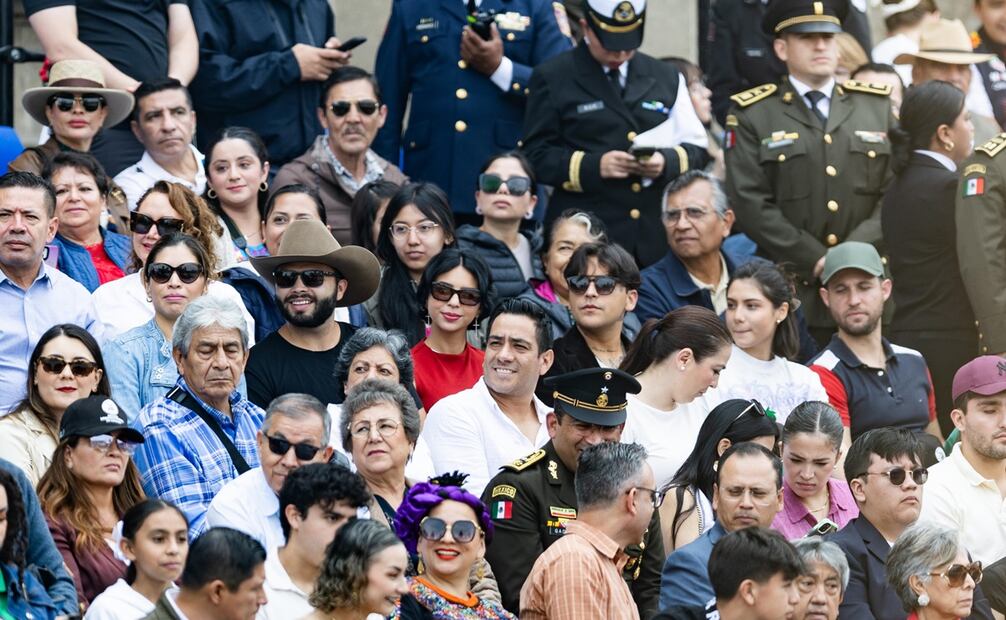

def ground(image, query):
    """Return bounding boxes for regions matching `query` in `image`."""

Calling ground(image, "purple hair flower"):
[394,471,494,555]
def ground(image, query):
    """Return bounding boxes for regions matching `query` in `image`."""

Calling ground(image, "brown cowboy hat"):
[251,219,381,307]
[22,59,135,128]
[893,19,995,65]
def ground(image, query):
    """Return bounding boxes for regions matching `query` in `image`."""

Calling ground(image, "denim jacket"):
[52,230,131,293]
[0,562,57,620]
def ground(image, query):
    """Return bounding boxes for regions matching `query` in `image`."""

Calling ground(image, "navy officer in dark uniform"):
[521,0,710,267]
[481,367,664,618]
[373,0,572,220]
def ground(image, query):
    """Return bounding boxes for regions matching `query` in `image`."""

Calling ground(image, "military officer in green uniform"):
[481,367,664,619]
[724,0,897,344]
[957,133,1006,357]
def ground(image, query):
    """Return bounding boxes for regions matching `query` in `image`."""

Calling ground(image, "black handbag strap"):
[167,385,251,475]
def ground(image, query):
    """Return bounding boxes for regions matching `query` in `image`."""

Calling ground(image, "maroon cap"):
[952,356,1006,402]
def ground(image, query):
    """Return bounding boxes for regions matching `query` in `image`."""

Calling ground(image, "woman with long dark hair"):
[0,468,58,618]
[202,127,271,262]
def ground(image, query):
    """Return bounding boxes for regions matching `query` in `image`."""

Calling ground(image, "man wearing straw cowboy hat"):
[246,219,380,409]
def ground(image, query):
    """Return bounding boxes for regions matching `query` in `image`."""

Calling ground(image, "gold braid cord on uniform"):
[565,150,585,192]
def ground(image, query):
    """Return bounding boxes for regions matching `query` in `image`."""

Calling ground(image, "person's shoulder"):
[109,321,154,347]
[729,82,780,111]
[426,382,482,418]
[248,330,287,355]
[967,133,1006,165]
[809,344,843,371]
[209,468,261,506]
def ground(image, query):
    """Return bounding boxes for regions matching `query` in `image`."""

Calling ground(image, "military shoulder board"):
[503,449,546,472]
[729,83,777,108]
[842,80,892,96]
[976,133,1006,158]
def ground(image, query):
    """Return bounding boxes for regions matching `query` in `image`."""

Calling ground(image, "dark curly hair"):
[394,472,494,556]
[278,463,371,541]
[309,519,404,612]
[0,469,28,575]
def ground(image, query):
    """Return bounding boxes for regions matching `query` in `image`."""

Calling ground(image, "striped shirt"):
[520,520,639,620]
[133,378,264,536]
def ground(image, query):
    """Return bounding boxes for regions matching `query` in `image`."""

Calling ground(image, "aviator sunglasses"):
[272,269,340,288]
[430,281,482,306]
[48,93,106,112]
[264,433,322,461]
[566,275,621,296]
[37,356,98,377]
[329,99,379,117]
[478,173,532,197]
[146,262,204,284]
[419,516,481,544]
[130,212,185,236]
[930,561,983,588]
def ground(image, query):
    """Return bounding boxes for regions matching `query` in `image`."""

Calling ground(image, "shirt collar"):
[254,467,281,517]
[563,520,623,561]
[686,254,729,295]
[177,376,243,419]
[827,334,895,368]
[322,140,384,191]
[0,261,51,290]
[476,377,550,425]
[949,442,998,488]
[137,144,206,187]
[264,547,304,595]
[782,478,852,524]
[788,75,836,101]
[914,149,957,171]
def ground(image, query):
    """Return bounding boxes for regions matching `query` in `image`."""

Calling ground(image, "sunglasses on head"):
[37,356,98,377]
[419,516,481,544]
[860,467,928,486]
[264,433,322,461]
[566,275,621,296]
[146,262,204,284]
[430,281,482,306]
[478,173,532,197]
[48,93,106,113]
[273,269,340,288]
[930,561,983,588]
[329,99,380,117]
[130,212,185,236]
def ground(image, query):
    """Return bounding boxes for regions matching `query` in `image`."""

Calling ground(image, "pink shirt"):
[772,478,859,540]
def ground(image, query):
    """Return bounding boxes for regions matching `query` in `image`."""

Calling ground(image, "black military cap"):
[585,0,646,52]
[544,367,641,426]
[59,395,145,444]
[762,0,848,37]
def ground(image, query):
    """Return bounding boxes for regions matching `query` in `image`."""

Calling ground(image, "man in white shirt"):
[206,393,341,550]
[920,355,1006,566]
[423,298,554,496]
[114,78,206,210]
[258,462,370,619]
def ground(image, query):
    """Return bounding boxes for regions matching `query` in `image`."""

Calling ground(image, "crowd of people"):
[3,0,1006,618]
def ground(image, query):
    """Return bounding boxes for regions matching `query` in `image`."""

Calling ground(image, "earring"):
[416,555,425,574]
[145,294,152,303]
[207,188,217,199]
[423,314,432,329]
[259,181,269,193]
[776,318,782,324]
[475,205,484,216]
[944,141,954,152]
[918,593,930,607]
[476,561,485,581]
[524,210,534,220]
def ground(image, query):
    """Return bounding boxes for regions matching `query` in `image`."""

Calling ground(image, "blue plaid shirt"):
[134,377,264,536]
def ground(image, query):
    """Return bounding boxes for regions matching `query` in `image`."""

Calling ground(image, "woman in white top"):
[702,261,827,423]
[91,180,253,341]
[619,305,732,489]
[84,499,188,619]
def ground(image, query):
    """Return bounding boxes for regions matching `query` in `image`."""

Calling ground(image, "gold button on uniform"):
[627,131,637,141]
[777,154,786,162]
[455,120,467,132]
[629,208,641,219]
[506,32,516,41]
[421,35,430,43]
[458,59,467,69]
[827,200,838,212]
[456,88,468,100]
[631,183,641,193]
[867,150,876,159]
[826,234,839,246]
[512,83,521,91]
[826,165,837,176]
[824,134,832,144]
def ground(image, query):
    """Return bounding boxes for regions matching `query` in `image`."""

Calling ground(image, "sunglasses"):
[329,99,380,117]
[478,173,532,197]
[48,93,106,112]
[264,433,322,461]
[728,400,769,427]
[130,212,185,236]
[860,467,928,486]
[88,434,139,457]
[146,262,204,284]
[566,275,621,296]
[273,269,340,288]
[430,281,482,306]
[37,356,98,377]
[419,516,481,544]
[930,561,983,588]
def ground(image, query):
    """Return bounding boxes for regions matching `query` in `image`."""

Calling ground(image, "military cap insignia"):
[976,133,1006,158]
[730,83,777,108]
[842,80,892,96]
[503,449,546,471]
[614,1,636,22]
[596,387,609,408]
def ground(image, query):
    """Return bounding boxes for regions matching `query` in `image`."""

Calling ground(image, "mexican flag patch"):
[493,500,512,520]
[964,177,985,197]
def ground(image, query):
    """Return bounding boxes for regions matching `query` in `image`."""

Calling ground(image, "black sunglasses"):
[419,516,481,544]
[37,356,98,377]
[860,467,928,486]
[264,433,322,461]
[273,269,340,288]
[931,561,983,588]
[430,281,482,306]
[478,173,532,197]
[146,262,204,284]
[48,93,106,112]
[329,99,380,117]
[130,212,185,236]
[566,275,621,296]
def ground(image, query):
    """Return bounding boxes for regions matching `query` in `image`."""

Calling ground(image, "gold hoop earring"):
[259,181,269,193]
[207,188,217,199]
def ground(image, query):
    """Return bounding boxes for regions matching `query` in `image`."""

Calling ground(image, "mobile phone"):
[337,36,367,52]
[630,145,656,162]
[806,518,838,537]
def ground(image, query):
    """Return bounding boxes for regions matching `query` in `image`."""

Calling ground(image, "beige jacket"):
[0,408,57,487]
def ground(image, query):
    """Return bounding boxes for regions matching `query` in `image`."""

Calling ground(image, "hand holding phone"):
[336,36,367,52]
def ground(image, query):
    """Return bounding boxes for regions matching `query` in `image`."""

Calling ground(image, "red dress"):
[411,340,485,411]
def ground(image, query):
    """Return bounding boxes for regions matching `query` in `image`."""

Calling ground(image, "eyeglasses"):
[430,281,482,306]
[566,275,621,295]
[389,222,441,240]
[273,269,340,288]
[37,356,99,377]
[859,467,928,486]
[264,433,323,461]
[129,212,185,236]
[48,93,106,112]
[930,562,983,588]
[419,516,481,544]
[146,262,204,284]
[349,419,401,440]
[630,486,665,508]
[88,434,139,456]
[329,99,380,117]
[661,206,714,224]
[477,173,532,197]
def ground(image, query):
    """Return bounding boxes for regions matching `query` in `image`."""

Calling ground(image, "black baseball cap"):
[59,396,145,444]
[544,367,641,426]
[762,0,848,36]
[585,0,646,52]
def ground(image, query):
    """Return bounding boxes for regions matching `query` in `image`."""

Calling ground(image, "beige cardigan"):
[0,407,57,487]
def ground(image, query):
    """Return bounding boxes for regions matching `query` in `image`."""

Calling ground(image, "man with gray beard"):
[245,219,379,408]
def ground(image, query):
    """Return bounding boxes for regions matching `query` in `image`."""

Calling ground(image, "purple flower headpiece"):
[394,471,494,555]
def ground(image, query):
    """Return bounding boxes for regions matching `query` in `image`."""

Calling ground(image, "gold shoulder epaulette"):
[842,80,892,96]
[729,83,777,108]
[976,133,1006,158]
[503,449,546,472]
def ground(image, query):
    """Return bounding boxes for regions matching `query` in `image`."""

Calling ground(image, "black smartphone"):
[337,36,367,52]
[630,145,656,162]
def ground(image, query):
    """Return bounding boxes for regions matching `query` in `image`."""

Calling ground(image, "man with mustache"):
[246,219,379,409]
[274,66,407,246]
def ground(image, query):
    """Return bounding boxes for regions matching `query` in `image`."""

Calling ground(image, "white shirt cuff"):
[489,56,514,92]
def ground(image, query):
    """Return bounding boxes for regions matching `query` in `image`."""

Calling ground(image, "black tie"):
[805,90,828,127]
[607,67,623,97]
